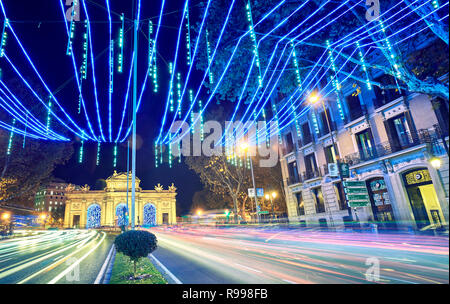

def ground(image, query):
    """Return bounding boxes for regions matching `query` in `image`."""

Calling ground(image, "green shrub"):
[114,230,157,276]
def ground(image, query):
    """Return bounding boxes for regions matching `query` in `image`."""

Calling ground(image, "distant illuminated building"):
[34,179,68,214]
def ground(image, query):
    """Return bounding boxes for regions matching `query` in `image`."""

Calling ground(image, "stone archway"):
[115,203,129,227]
[143,203,157,227]
[86,204,101,229]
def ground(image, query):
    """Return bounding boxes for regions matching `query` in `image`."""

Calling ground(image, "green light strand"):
[6,118,15,156]
[117,14,124,73]
[113,144,118,167]
[169,62,174,112]
[46,96,52,135]
[66,1,77,56]
[177,72,182,118]
[1,18,9,57]
[81,20,89,79]
[189,89,195,134]
[185,6,192,65]
[205,29,214,84]
[155,142,159,168]
[246,0,262,87]
[110,39,114,94]
[78,131,85,164]
[96,142,101,166]
[356,41,372,90]
[326,40,345,122]
[148,20,154,76]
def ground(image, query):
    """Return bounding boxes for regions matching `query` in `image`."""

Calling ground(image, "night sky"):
[1,1,214,215]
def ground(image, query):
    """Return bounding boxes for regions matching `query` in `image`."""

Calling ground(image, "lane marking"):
[48,232,106,284]
[149,253,182,284]
[234,263,262,273]
[94,244,115,284]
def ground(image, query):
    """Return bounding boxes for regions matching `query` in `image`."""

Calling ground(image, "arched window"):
[86,204,101,228]
[115,203,129,227]
[143,203,157,226]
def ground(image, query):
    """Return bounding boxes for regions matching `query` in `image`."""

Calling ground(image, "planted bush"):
[114,230,158,276]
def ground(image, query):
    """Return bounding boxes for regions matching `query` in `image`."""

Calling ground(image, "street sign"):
[258,211,269,214]
[328,163,339,177]
[256,188,264,197]
[340,163,350,178]
[248,188,255,197]
[344,180,370,207]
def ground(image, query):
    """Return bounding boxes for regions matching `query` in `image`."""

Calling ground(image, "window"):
[284,132,294,154]
[320,109,334,135]
[386,113,415,150]
[356,129,376,160]
[432,97,449,137]
[301,122,312,145]
[49,201,52,205]
[304,153,318,180]
[345,94,364,121]
[312,188,326,213]
[288,161,300,184]
[324,145,337,164]
[295,192,305,216]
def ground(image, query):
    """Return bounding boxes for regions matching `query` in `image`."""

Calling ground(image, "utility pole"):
[131,2,139,230]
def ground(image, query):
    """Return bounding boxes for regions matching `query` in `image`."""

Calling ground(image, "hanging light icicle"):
[148,20,154,76]
[118,14,124,73]
[199,100,204,141]
[185,6,192,66]
[109,39,114,94]
[246,0,262,87]
[78,131,85,164]
[46,96,52,136]
[154,141,159,168]
[205,29,214,84]
[1,18,9,57]
[177,72,182,118]
[6,119,15,156]
[113,144,118,168]
[96,142,101,166]
[169,62,174,112]
[189,89,195,134]
[81,20,89,79]
[378,19,402,93]
[326,40,345,122]
[271,101,282,144]
[66,1,77,56]
[356,41,372,90]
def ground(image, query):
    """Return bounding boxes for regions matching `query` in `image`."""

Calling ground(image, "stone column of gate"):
[64,199,71,228]
[101,199,107,226]
[80,200,87,228]
[171,194,176,224]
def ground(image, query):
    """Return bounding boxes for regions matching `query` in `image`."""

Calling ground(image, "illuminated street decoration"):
[185,6,192,65]
[169,62,174,112]
[271,101,282,144]
[6,118,15,155]
[0,18,8,57]
[356,41,372,90]
[168,134,173,168]
[432,0,440,9]
[246,0,262,87]
[154,141,158,168]
[310,109,320,135]
[177,72,182,118]
[113,144,118,167]
[81,20,89,79]
[291,40,302,88]
[86,204,101,228]
[96,142,101,166]
[118,14,124,73]
[46,96,52,135]
[66,0,77,56]
[23,114,28,148]
[189,89,195,134]
[148,20,154,75]
[78,131,85,164]
[378,19,402,92]
[199,99,204,141]
[143,203,157,226]
[205,29,214,84]
[326,40,345,122]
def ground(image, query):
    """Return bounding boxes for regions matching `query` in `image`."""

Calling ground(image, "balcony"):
[302,169,322,181]
[344,129,439,166]
[287,175,302,186]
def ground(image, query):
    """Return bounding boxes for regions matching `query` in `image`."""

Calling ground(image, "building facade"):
[64,171,177,228]
[279,72,449,230]
[34,180,68,214]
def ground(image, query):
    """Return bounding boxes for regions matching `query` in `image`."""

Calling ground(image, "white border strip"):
[94,244,115,284]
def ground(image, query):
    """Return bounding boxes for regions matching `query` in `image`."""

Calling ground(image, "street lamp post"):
[240,143,261,224]
[308,92,352,224]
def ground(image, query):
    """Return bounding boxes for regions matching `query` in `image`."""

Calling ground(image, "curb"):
[149,253,182,284]
[94,244,116,284]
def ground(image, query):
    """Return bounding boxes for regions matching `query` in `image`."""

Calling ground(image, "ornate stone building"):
[63,171,177,228]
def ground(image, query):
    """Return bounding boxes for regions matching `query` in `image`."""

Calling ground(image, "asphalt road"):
[0,230,114,284]
[148,226,449,284]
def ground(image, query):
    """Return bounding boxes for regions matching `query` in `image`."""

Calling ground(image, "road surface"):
[0,230,114,284]
[148,226,449,284]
